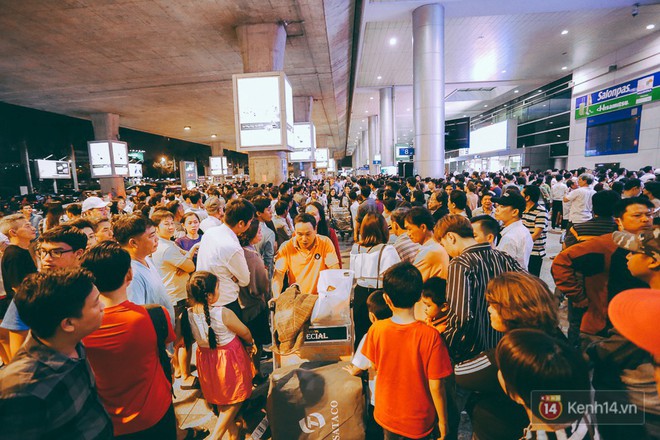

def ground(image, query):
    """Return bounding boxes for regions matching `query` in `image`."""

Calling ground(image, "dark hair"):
[383,197,398,213]
[382,262,423,308]
[360,186,371,199]
[434,214,473,240]
[238,215,261,247]
[421,277,447,306]
[187,190,202,205]
[252,196,271,214]
[275,200,289,216]
[43,201,64,231]
[360,213,389,246]
[306,201,330,237]
[66,217,93,231]
[645,181,660,199]
[150,208,174,226]
[390,207,409,229]
[187,271,219,349]
[613,197,654,219]
[591,190,621,217]
[224,199,255,227]
[40,224,88,251]
[166,200,182,217]
[623,178,642,191]
[411,190,426,206]
[81,242,131,293]
[65,203,82,217]
[366,290,393,320]
[471,215,500,237]
[113,214,154,246]
[522,185,541,204]
[15,268,96,339]
[294,212,317,229]
[405,206,435,231]
[348,190,358,202]
[449,190,468,210]
[496,329,590,425]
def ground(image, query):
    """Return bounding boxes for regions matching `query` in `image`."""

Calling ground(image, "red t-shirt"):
[363,318,453,439]
[83,301,175,436]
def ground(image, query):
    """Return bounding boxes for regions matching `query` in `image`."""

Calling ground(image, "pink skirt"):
[196,336,256,405]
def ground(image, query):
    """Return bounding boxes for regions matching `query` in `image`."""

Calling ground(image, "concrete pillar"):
[412,4,445,178]
[236,23,286,73]
[303,162,314,178]
[380,87,395,168]
[236,23,288,185]
[368,115,379,175]
[361,130,369,172]
[90,113,125,198]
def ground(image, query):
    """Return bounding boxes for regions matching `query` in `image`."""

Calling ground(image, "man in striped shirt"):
[521,185,549,277]
[390,207,421,263]
[434,215,523,363]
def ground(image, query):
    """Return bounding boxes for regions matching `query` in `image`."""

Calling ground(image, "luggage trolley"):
[269,269,355,369]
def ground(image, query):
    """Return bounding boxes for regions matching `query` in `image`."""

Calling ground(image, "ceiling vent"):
[445,87,496,102]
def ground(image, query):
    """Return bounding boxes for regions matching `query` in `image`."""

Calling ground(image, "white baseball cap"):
[81,196,109,213]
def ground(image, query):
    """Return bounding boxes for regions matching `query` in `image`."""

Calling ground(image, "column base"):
[99,176,126,198]
[248,151,288,185]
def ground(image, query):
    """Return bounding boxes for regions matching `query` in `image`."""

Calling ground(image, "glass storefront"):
[446,154,522,174]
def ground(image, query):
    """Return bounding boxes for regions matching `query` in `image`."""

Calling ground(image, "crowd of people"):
[0,165,658,440]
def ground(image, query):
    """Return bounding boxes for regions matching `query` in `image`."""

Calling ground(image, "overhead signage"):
[88,141,130,178]
[575,71,660,119]
[469,120,513,154]
[209,156,229,176]
[328,158,336,172]
[180,161,198,189]
[233,72,294,152]
[36,160,71,179]
[395,145,414,159]
[315,148,329,168]
[128,163,143,178]
[289,123,316,162]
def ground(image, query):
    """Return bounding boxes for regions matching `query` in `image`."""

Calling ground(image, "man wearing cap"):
[493,192,533,270]
[82,196,110,221]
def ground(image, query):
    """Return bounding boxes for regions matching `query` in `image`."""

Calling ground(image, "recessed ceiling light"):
[360,127,362,129]
[463,114,467,117]
[211,134,217,138]
[514,89,519,93]
[501,70,506,73]
[484,104,488,107]
[389,37,397,46]
[365,110,369,113]
[562,66,567,70]
[538,90,543,93]
[647,24,655,30]
[184,126,191,130]
[406,108,410,111]
[377,75,382,80]
[561,29,568,35]
[370,97,374,100]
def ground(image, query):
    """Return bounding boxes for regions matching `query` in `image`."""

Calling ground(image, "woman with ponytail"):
[186,271,257,440]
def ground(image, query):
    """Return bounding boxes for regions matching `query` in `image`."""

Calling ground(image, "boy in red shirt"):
[360,261,452,439]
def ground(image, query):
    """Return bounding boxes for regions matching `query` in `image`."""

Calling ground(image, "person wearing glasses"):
[1,225,88,358]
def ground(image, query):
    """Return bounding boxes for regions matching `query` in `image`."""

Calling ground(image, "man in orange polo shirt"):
[272,213,340,296]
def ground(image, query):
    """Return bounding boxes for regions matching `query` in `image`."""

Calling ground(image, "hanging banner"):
[575,71,660,119]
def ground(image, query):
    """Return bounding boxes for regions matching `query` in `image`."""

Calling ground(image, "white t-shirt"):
[350,243,401,289]
[566,186,596,224]
[199,216,222,233]
[497,220,533,269]
[188,305,237,348]
[352,334,376,406]
[151,237,190,303]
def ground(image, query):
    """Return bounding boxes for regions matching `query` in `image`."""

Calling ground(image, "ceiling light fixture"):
[562,66,567,70]
[184,126,191,130]
[501,70,506,73]
[377,75,382,80]
[389,37,397,46]
[406,108,410,111]
[370,97,374,100]
[561,29,568,35]
[514,89,519,93]
[647,24,656,30]
[211,134,217,138]
[463,114,467,117]
[484,104,488,107]
[365,110,369,113]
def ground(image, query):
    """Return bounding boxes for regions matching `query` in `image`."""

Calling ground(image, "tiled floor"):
[173,230,566,439]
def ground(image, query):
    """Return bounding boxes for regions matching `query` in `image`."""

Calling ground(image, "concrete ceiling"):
[0,0,355,155]
[347,0,660,154]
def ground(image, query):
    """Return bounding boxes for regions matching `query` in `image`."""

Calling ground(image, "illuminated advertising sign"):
[128,163,143,178]
[233,72,294,152]
[87,141,130,178]
[289,123,316,162]
[315,148,329,168]
[180,161,198,189]
[469,120,516,155]
[209,156,229,176]
[112,142,129,176]
[36,160,71,179]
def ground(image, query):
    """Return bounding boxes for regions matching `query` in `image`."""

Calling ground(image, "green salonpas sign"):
[574,71,660,119]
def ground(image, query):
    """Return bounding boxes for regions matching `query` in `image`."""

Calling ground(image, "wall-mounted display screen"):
[88,141,113,177]
[315,148,329,168]
[469,120,513,154]
[181,161,198,189]
[289,123,316,162]
[233,72,294,152]
[585,106,641,157]
[112,142,129,176]
[209,156,229,176]
[445,117,470,151]
[36,160,71,179]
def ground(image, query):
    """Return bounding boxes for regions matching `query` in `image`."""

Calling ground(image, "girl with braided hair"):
[185,271,256,440]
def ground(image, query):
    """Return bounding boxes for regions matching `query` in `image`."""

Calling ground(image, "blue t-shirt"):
[127,258,175,327]
[0,299,28,331]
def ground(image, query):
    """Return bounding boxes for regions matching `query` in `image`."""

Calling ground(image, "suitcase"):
[266,361,366,440]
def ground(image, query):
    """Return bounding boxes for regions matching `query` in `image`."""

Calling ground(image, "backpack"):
[144,304,173,390]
